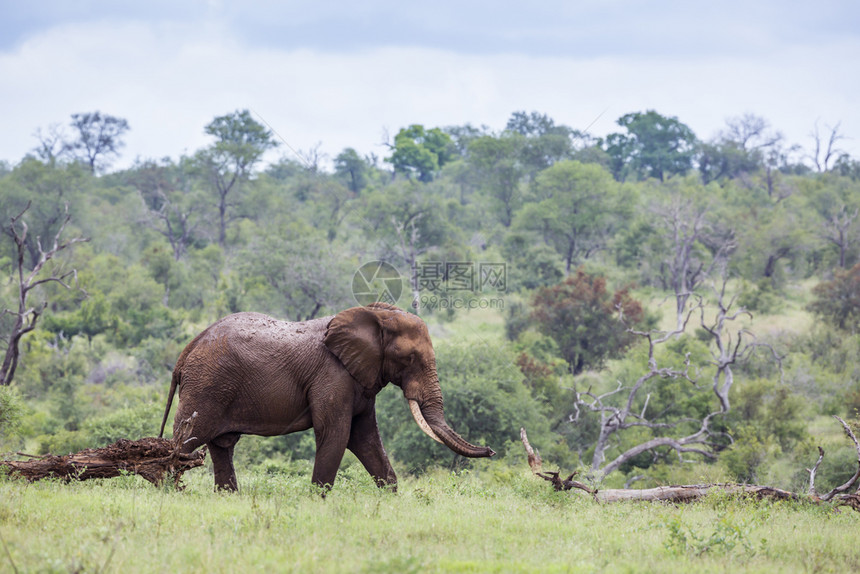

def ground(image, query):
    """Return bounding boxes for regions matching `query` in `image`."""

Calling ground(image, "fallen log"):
[520,417,860,511]
[0,413,206,486]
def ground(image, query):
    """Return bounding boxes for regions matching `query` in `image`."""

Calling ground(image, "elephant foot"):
[209,438,239,492]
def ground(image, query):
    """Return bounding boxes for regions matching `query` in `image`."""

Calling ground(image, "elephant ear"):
[324,306,385,391]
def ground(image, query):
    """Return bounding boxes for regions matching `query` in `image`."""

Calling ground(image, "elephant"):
[158,302,494,491]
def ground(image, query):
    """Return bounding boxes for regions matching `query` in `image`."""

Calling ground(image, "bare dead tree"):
[656,197,736,331]
[720,113,784,153]
[297,142,326,174]
[1,203,89,386]
[822,204,859,268]
[32,123,70,163]
[570,271,780,479]
[810,120,846,173]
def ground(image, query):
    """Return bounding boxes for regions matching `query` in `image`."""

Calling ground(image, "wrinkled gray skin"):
[159,302,494,491]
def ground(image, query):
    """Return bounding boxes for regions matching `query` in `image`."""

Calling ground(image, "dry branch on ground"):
[0,414,205,486]
[520,420,860,511]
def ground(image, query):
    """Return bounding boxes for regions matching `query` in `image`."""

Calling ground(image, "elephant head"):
[324,302,495,459]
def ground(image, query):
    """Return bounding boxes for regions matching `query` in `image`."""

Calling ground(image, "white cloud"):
[1,19,859,170]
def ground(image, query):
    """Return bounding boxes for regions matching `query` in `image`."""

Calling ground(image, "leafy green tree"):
[239,222,353,321]
[66,112,130,173]
[466,134,524,227]
[699,141,762,184]
[604,110,697,181]
[43,253,182,346]
[126,157,204,260]
[355,180,451,268]
[387,125,455,182]
[334,148,370,194]
[286,173,355,241]
[736,197,810,283]
[505,111,574,177]
[799,174,860,269]
[807,262,860,332]
[500,233,564,291]
[722,378,809,483]
[196,109,278,247]
[516,160,625,273]
[530,269,645,374]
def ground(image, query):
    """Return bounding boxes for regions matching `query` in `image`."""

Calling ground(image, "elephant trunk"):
[405,375,495,458]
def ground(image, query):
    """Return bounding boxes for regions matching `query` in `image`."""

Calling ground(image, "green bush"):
[0,386,25,445]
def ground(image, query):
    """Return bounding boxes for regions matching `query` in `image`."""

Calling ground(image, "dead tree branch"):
[819,416,860,502]
[0,413,206,486]
[521,419,860,510]
[570,270,783,479]
[1,203,89,386]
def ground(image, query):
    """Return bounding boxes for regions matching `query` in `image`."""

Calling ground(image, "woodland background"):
[2,108,860,492]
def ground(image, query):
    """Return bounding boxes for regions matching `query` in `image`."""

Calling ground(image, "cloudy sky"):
[2,1,859,169]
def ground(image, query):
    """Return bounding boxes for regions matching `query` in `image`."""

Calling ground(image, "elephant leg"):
[348,408,397,489]
[311,423,350,490]
[209,433,241,492]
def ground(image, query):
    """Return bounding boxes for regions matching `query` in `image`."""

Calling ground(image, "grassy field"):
[2,465,858,573]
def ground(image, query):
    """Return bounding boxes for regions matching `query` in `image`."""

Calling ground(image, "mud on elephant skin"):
[159,302,494,491]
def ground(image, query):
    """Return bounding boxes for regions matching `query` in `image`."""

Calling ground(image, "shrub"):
[807,263,860,332]
[530,269,645,374]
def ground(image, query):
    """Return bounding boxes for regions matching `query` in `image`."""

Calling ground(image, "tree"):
[807,263,860,332]
[197,110,277,247]
[31,123,70,164]
[386,125,455,182]
[128,158,202,260]
[810,120,846,173]
[698,114,789,187]
[698,115,778,183]
[0,159,88,268]
[604,110,698,181]
[240,223,353,321]
[570,277,779,477]
[801,174,860,269]
[354,180,452,310]
[467,134,525,227]
[650,180,736,331]
[505,111,575,177]
[1,203,88,386]
[516,160,624,273]
[334,148,370,194]
[530,269,645,374]
[66,112,130,173]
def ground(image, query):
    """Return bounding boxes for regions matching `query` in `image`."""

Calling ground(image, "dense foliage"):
[2,107,860,491]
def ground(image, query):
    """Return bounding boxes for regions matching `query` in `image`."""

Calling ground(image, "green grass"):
[2,466,858,573]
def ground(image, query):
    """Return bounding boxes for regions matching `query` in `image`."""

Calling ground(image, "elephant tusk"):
[408,400,444,444]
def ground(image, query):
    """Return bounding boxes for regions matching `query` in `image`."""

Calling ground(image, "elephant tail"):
[158,366,182,438]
